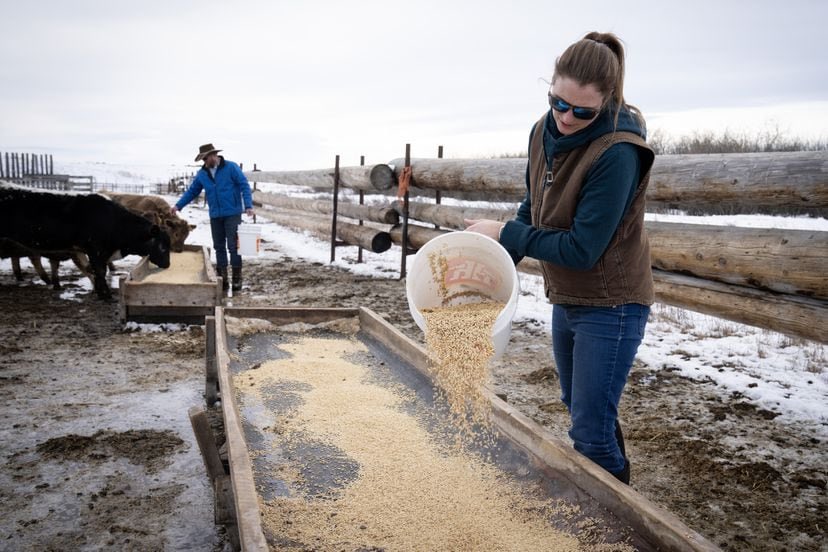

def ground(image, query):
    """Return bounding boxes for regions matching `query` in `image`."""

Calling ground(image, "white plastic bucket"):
[237,224,261,256]
[406,231,520,359]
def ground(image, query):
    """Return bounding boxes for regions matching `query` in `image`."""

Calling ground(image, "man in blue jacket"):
[172,143,254,292]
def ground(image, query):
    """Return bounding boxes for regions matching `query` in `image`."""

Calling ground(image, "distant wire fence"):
[0,151,194,195]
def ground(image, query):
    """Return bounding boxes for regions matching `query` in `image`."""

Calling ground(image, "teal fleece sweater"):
[500,106,646,270]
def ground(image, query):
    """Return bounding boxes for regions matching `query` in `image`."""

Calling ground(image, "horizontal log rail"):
[245,163,395,192]
[387,157,526,198]
[646,151,827,216]
[646,222,826,298]
[254,190,398,224]
[265,208,392,253]
[651,270,827,343]
[518,261,827,343]
[389,224,448,250]
[386,151,828,216]
[392,200,513,228]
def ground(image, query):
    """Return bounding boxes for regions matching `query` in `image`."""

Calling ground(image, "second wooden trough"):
[118,244,222,323]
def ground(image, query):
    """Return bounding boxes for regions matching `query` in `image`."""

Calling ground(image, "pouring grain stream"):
[421,250,506,440]
[421,301,504,439]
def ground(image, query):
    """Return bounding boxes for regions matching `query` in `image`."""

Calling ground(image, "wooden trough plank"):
[358,307,431,370]
[357,306,718,551]
[205,316,218,407]
[489,394,718,552]
[214,307,269,551]
[225,306,360,325]
[188,405,225,483]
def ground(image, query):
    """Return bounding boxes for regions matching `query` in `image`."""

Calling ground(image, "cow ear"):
[189,224,197,230]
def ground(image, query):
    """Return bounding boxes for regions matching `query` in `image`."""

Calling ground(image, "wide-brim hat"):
[194,143,222,162]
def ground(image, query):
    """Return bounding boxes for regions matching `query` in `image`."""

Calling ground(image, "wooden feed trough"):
[201,306,718,551]
[118,244,222,323]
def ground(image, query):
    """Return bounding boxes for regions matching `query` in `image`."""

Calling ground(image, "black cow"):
[0,185,171,300]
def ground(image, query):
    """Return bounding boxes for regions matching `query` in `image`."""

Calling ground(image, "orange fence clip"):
[397,165,412,198]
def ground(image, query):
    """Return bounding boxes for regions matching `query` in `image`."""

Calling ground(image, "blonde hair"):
[553,32,644,130]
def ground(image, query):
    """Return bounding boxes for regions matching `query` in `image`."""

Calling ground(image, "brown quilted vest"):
[527,115,655,306]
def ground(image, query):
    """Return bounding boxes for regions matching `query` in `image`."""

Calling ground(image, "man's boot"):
[218,266,229,292]
[232,266,242,292]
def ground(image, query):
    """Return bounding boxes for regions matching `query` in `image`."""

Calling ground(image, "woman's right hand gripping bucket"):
[405,231,520,359]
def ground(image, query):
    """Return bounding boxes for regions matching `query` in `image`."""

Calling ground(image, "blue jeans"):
[552,303,649,475]
[210,214,242,268]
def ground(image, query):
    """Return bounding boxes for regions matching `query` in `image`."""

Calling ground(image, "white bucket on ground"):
[406,231,520,359]
[237,224,261,256]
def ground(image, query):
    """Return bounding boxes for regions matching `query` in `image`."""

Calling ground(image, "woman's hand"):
[464,219,506,242]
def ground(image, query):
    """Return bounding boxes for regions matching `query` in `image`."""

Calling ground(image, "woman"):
[466,32,655,484]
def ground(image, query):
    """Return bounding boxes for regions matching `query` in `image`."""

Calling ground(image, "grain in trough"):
[200,306,717,551]
[118,244,222,323]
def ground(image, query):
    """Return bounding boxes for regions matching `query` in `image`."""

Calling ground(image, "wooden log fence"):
[254,190,398,225]
[248,149,827,342]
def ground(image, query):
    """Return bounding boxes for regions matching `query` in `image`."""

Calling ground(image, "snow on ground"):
[3,162,826,434]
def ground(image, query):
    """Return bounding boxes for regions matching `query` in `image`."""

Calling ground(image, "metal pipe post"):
[400,144,411,279]
[330,155,340,263]
[357,155,365,264]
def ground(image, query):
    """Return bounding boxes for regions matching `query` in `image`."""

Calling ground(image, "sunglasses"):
[548,94,601,120]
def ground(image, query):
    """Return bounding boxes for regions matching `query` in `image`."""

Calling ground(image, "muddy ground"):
[0,252,825,551]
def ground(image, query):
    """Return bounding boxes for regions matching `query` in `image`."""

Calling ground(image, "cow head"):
[164,218,194,252]
[147,225,172,268]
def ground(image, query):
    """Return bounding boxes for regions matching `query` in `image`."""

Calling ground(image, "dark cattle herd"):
[0,183,181,300]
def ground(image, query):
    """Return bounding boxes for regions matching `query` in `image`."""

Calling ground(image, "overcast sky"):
[1,0,826,171]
